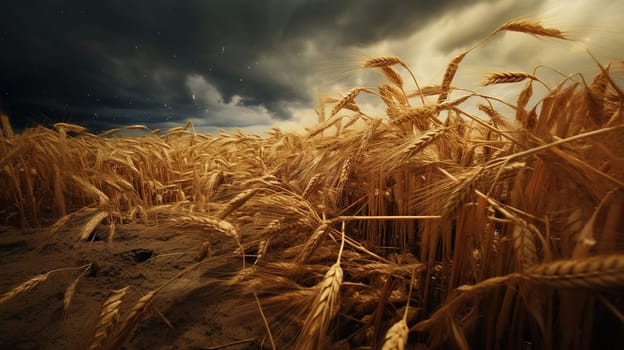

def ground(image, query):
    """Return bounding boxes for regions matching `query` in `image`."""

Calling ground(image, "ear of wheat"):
[104,290,156,350]
[481,71,539,86]
[296,222,331,264]
[80,211,109,241]
[381,319,409,350]
[362,56,404,68]
[379,66,404,88]
[330,88,372,117]
[438,52,467,103]
[295,262,344,350]
[0,273,49,305]
[87,286,131,350]
[63,264,92,320]
[496,19,567,39]
[218,188,259,219]
[380,269,417,350]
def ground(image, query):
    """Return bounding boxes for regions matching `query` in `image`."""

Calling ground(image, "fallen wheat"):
[0,273,49,305]
[87,286,130,350]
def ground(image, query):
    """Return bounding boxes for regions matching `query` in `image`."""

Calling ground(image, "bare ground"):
[0,223,268,350]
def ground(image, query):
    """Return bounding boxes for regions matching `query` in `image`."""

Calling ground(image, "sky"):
[1,0,622,135]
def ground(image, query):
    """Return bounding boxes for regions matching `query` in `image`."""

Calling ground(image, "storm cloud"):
[1,0,622,133]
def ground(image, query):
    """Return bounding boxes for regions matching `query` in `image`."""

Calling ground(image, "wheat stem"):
[253,292,276,350]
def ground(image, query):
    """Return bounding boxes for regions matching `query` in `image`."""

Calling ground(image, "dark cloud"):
[0,0,483,132]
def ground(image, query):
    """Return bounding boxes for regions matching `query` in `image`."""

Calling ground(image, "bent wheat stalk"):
[438,52,467,103]
[0,274,49,305]
[495,18,567,39]
[0,264,91,305]
[295,221,347,350]
[413,255,624,333]
[63,263,93,320]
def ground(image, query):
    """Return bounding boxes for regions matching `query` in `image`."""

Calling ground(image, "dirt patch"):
[0,224,266,350]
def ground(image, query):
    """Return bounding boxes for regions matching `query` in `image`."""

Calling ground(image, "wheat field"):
[1,19,623,349]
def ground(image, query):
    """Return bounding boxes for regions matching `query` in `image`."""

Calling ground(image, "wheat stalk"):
[53,122,88,134]
[415,255,624,335]
[330,88,371,117]
[441,167,487,216]
[381,319,409,350]
[384,84,409,106]
[174,214,239,240]
[63,263,93,320]
[517,81,534,110]
[87,286,131,350]
[380,270,416,350]
[295,221,346,350]
[379,84,398,107]
[481,71,539,86]
[353,262,425,278]
[438,52,467,103]
[218,188,259,219]
[62,278,79,320]
[511,224,539,270]
[97,128,122,137]
[336,158,352,196]
[524,254,624,289]
[477,104,510,131]
[496,18,567,39]
[253,292,276,350]
[0,273,49,305]
[296,262,343,349]
[402,127,448,159]
[71,175,110,205]
[174,214,245,267]
[104,290,156,350]
[302,174,321,199]
[408,85,446,98]
[79,211,110,241]
[379,66,404,88]
[363,55,427,103]
[296,222,331,264]
[46,209,82,237]
[391,105,440,126]
[362,56,404,68]
[456,254,624,295]
[254,239,270,265]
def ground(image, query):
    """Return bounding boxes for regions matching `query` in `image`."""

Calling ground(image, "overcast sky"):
[1,0,622,134]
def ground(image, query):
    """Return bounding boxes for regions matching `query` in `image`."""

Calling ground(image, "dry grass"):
[1,18,623,349]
